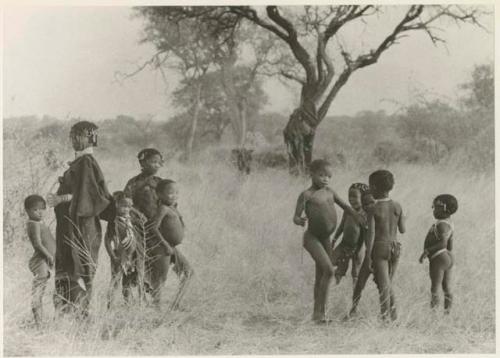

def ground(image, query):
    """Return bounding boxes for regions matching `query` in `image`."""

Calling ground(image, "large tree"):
[139,5,487,173]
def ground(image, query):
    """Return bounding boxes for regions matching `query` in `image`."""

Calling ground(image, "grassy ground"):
[3,153,495,355]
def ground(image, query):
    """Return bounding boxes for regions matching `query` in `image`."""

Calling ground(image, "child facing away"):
[25,195,56,326]
[152,179,194,309]
[105,191,146,308]
[293,159,366,323]
[365,170,406,321]
[419,194,457,313]
[331,183,370,287]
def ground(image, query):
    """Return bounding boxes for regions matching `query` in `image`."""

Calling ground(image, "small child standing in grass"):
[105,191,146,308]
[293,159,366,323]
[419,194,457,314]
[25,195,55,326]
[152,179,194,309]
[331,183,370,287]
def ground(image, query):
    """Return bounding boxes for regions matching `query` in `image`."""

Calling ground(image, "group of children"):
[294,159,457,323]
[24,129,457,326]
[25,146,193,326]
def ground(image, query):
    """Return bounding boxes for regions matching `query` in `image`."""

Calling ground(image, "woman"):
[48,121,112,315]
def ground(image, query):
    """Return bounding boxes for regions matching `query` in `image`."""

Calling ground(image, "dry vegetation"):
[3,145,494,354]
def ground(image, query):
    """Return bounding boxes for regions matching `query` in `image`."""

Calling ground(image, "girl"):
[419,194,458,313]
[293,159,365,323]
[48,121,112,316]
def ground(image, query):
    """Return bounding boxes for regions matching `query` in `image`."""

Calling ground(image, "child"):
[123,148,164,295]
[105,191,145,308]
[419,194,457,313]
[346,191,377,318]
[331,183,370,286]
[293,159,366,323]
[25,195,56,326]
[152,179,194,309]
[365,170,405,321]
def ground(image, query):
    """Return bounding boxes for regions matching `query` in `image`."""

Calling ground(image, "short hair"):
[24,195,46,211]
[156,179,176,194]
[433,194,458,215]
[113,191,131,206]
[349,183,369,195]
[70,121,98,146]
[309,159,332,174]
[138,148,163,163]
[369,170,394,192]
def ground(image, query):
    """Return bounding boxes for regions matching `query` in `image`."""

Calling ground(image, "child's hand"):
[163,243,174,255]
[294,216,307,227]
[418,251,427,264]
[46,254,55,268]
[46,194,60,207]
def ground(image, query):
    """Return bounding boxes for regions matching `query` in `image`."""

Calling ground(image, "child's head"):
[309,159,332,188]
[361,191,376,211]
[432,194,458,219]
[348,183,369,210]
[24,195,47,221]
[156,179,178,206]
[138,148,163,175]
[70,121,98,151]
[113,191,132,217]
[369,170,394,198]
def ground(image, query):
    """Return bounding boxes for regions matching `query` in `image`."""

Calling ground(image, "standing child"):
[331,183,370,287]
[25,195,56,326]
[123,148,164,295]
[152,179,194,310]
[105,191,145,308]
[419,194,457,313]
[293,159,366,323]
[365,170,406,321]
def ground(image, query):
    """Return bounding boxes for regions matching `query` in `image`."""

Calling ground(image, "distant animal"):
[231,148,253,175]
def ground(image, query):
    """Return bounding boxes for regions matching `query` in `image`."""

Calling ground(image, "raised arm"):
[151,206,174,255]
[27,222,54,267]
[293,192,307,226]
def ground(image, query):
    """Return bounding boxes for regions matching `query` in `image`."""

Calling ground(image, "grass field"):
[3,151,495,355]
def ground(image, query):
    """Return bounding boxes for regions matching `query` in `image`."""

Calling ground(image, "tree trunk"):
[185,82,202,161]
[283,98,319,175]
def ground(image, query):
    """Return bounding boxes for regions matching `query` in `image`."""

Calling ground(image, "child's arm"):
[152,207,175,255]
[364,212,375,272]
[27,222,54,267]
[293,192,307,227]
[397,203,406,234]
[333,212,345,243]
[104,227,118,263]
[333,191,366,227]
[446,236,453,251]
[419,222,452,262]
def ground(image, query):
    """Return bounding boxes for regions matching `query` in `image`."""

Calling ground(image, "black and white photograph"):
[2,2,495,355]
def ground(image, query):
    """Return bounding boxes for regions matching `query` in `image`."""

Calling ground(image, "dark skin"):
[365,184,405,320]
[293,166,366,322]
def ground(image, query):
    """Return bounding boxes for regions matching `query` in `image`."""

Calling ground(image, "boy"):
[331,183,369,286]
[152,179,194,309]
[293,159,366,323]
[365,170,405,321]
[25,195,55,326]
[105,191,145,308]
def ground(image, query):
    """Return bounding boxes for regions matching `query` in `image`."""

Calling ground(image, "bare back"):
[372,199,403,243]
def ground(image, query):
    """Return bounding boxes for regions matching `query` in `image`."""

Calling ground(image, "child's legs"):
[351,257,371,312]
[32,276,49,318]
[442,267,452,312]
[303,231,334,319]
[107,263,121,308]
[429,259,445,308]
[351,246,364,283]
[149,254,170,305]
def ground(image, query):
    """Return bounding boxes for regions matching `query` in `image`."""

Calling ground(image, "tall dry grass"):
[3,148,495,355]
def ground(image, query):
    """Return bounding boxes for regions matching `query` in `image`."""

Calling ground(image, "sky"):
[2,5,495,120]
